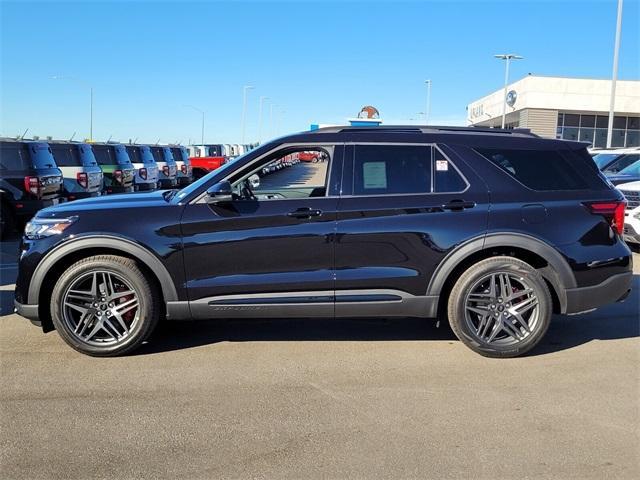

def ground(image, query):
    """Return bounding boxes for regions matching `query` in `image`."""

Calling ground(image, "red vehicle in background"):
[188,144,227,179]
[297,151,319,162]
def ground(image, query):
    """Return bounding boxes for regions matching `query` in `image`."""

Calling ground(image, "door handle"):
[442,200,476,211]
[287,207,323,219]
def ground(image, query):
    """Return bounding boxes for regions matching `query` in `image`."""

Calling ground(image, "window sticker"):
[362,161,387,189]
[436,159,449,171]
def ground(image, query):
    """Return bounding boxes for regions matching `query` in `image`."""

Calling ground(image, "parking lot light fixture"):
[607,0,624,148]
[241,85,255,144]
[259,96,270,144]
[184,105,205,146]
[424,80,431,125]
[494,54,524,129]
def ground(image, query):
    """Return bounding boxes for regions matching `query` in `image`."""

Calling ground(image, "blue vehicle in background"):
[606,158,640,185]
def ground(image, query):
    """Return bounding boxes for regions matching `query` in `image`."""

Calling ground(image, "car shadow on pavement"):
[136,275,639,357]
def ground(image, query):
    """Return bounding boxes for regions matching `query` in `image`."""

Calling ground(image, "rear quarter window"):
[475,147,606,191]
[50,145,81,167]
[92,145,114,166]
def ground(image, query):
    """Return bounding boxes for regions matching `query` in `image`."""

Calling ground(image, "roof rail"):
[309,124,539,137]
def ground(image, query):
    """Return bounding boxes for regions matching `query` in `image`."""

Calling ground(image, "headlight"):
[24,216,78,240]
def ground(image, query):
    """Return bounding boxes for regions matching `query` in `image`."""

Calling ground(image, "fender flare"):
[426,232,576,310]
[28,235,179,305]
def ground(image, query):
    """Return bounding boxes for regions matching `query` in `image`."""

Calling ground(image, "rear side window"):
[475,148,599,191]
[354,145,431,195]
[50,145,81,167]
[0,143,28,170]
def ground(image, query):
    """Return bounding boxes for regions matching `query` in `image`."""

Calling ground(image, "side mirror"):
[249,174,260,189]
[205,181,233,204]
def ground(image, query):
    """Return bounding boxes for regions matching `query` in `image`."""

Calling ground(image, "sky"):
[1,0,639,145]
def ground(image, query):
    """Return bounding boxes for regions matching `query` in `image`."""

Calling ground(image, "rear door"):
[334,142,489,316]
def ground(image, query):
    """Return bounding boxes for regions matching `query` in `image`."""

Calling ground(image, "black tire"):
[1,202,17,240]
[50,255,160,357]
[447,256,552,358]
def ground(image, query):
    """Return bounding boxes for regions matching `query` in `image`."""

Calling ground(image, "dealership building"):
[467,75,640,148]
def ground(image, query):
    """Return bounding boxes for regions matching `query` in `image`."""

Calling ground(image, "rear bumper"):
[13,300,41,326]
[107,185,135,194]
[177,176,192,186]
[65,191,100,200]
[158,178,178,188]
[13,197,64,219]
[135,182,157,191]
[565,271,633,314]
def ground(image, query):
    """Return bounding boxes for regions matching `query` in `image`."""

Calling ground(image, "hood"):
[36,190,171,218]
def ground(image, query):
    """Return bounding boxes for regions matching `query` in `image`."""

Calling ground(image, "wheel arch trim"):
[27,235,179,305]
[427,232,577,297]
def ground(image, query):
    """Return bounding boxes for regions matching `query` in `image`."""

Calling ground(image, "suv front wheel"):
[447,256,552,358]
[50,255,159,356]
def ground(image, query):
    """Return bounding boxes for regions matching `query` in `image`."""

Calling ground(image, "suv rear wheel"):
[50,255,159,356]
[447,256,552,358]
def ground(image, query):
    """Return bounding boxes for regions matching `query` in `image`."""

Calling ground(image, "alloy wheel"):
[463,271,540,346]
[61,270,140,346]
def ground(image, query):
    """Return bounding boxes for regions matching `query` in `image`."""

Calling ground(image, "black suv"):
[1,139,64,238]
[13,126,633,358]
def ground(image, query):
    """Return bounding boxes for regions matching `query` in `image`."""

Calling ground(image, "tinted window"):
[476,148,595,191]
[434,149,467,192]
[603,154,640,173]
[354,145,431,195]
[126,146,142,164]
[28,144,56,168]
[139,146,155,164]
[162,147,176,165]
[618,159,640,176]
[0,143,28,170]
[113,145,132,166]
[50,144,82,167]
[150,147,164,163]
[593,153,620,169]
[92,145,114,166]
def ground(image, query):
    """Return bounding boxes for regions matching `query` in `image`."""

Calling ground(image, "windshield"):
[593,153,619,169]
[618,160,640,176]
[29,143,56,168]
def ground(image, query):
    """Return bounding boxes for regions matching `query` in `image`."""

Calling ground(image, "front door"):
[181,145,342,318]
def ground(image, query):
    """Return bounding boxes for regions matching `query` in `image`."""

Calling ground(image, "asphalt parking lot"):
[1,239,638,479]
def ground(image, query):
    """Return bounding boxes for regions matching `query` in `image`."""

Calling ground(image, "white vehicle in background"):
[617,180,640,246]
[125,145,159,191]
[49,141,103,200]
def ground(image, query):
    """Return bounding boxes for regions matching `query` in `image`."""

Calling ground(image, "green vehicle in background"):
[91,143,135,193]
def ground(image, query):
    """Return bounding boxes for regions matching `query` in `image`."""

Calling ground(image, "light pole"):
[258,96,269,144]
[269,103,278,138]
[241,85,254,144]
[494,54,523,128]
[607,0,624,148]
[424,80,431,125]
[52,75,93,141]
[185,105,205,145]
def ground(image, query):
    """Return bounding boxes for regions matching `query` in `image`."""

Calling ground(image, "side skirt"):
[166,290,439,320]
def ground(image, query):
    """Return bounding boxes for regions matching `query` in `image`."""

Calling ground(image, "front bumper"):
[565,271,633,314]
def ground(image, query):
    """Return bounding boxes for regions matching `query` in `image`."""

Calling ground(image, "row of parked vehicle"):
[0,138,193,237]
[590,147,640,247]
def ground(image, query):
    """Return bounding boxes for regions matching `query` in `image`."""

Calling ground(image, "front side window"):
[353,145,431,196]
[231,147,332,200]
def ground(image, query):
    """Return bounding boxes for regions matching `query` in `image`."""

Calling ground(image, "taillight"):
[76,172,88,189]
[163,165,170,177]
[585,201,626,235]
[181,164,187,174]
[114,169,123,184]
[139,167,147,180]
[23,176,40,196]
